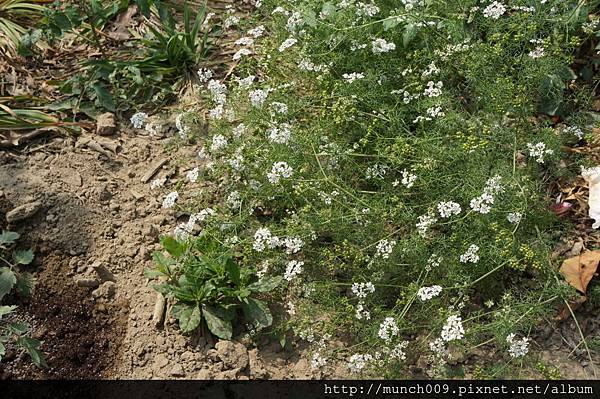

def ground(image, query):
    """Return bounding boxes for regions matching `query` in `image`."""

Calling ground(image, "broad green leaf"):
[202,305,232,340]
[403,24,417,48]
[17,337,46,368]
[247,276,283,293]
[176,304,201,333]
[0,267,17,301]
[242,298,273,329]
[15,272,36,297]
[92,82,115,112]
[160,235,184,258]
[152,283,173,296]
[383,18,400,31]
[8,322,28,335]
[143,268,166,279]
[0,305,17,319]
[0,231,19,246]
[224,258,240,285]
[13,249,34,265]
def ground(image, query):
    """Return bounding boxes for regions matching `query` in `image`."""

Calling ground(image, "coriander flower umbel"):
[375,239,396,259]
[210,134,228,152]
[347,353,373,374]
[459,244,480,263]
[186,167,199,183]
[441,315,465,342]
[162,191,179,209]
[130,112,148,129]
[507,212,522,224]
[278,37,298,52]
[437,201,461,218]
[284,260,304,281]
[390,341,409,361]
[506,333,529,358]
[417,285,442,301]
[249,89,269,107]
[267,161,293,184]
[527,142,554,164]
[378,317,399,342]
[482,1,506,19]
[351,282,375,299]
[371,38,396,54]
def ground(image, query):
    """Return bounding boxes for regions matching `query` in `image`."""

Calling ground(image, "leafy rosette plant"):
[146,234,282,340]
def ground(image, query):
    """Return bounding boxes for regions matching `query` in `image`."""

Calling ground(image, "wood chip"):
[141,158,168,183]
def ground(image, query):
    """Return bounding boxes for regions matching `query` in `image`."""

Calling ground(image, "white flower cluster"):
[347,353,373,373]
[311,352,327,369]
[564,126,585,140]
[506,333,529,358]
[253,227,280,252]
[375,239,396,259]
[424,81,443,97]
[371,38,396,54]
[248,25,265,38]
[437,201,461,218]
[483,2,506,19]
[426,254,442,271]
[186,167,199,183]
[528,47,545,59]
[267,161,294,184]
[130,112,148,129]
[281,236,304,254]
[279,37,298,52]
[378,317,399,342]
[342,72,365,83]
[416,213,437,237]
[390,341,409,360]
[355,302,371,320]
[469,175,504,214]
[249,89,269,107]
[268,123,292,144]
[527,142,554,164]
[173,208,215,240]
[162,191,179,209]
[197,68,213,83]
[351,282,375,299]
[507,211,522,224]
[270,102,288,115]
[284,260,304,281]
[402,0,424,11]
[417,285,442,301]
[226,191,242,209]
[356,2,380,18]
[441,315,465,342]
[400,169,417,188]
[459,244,480,264]
[210,134,228,152]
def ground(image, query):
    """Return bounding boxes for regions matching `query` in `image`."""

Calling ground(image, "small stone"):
[92,281,116,300]
[75,278,101,288]
[196,368,213,379]
[170,363,185,377]
[6,201,42,223]
[96,113,117,136]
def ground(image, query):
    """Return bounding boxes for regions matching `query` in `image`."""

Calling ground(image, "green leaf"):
[8,322,28,335]
[0,231,19,246]
[242,298,273,329]
[15,272,36,297]
[13,249,34,265]
[0,267,17,301]
[0,305,17,320]
[202,305,232,340]
[383,18,400,31]
[143,268,166,279]
[0,341,5,361]
[175,304,201,333]
[92,82,115,112]
[17,337,46,368]
[160,235,184,258]
[403,23,417,48]
[224,258,240,285]
[247,276,283,293]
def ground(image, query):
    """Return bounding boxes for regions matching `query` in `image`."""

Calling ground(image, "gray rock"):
[6,201,41,223]
[75,277,101,288]
[96,113,117,136]
[215,340,249,370]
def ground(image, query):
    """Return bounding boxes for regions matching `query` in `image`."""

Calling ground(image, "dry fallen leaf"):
[559,250,600,294]
[555,295,587,322]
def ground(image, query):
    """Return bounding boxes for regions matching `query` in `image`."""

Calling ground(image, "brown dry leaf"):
[559,250,600,293]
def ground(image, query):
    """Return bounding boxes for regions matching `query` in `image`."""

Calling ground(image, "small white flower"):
[279,37,298,52]
[130,112,148,129]
[506,333,529,358]
[197,68,213,83]
[441,315,465,342]
[375,239,396,259]
[249,89,269,107]
[390,341,409,361]
[162,191,179,209]
[267,161,293,184]
[507,212,523,224]
[210,134,228,152]
[483,1,506,19]
[342,72,365,83]
[186,167,199,183]
[527,142,554,164]
[284,260,304,281]
[371,38,396,54]
[437,201,462,218]
[459,244,480,264]
[351,282,375,299]
[417,285,442,301]
[528,46,545,59]
[400,169,417,188]
[378,317,399,342]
